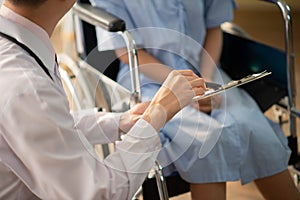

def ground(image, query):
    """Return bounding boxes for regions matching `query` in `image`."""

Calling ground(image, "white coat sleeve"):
[0,85,161,200]
[72,110,122,145]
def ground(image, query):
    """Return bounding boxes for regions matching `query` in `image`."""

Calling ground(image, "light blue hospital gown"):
[91,0,291,184]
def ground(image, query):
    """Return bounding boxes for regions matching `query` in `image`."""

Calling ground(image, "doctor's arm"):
[1,70,204,200]
[73,102,150,145]
[72,111,122,144]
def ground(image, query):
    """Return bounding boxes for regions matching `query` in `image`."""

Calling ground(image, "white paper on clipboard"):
[193,71,272,101]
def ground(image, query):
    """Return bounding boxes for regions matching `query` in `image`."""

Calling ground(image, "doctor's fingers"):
[193,87,206,97]
[170,70,202,82]
[177,75,206,93]
[189,78,206,96]
[189,78,206,91]
[174,69,199,77]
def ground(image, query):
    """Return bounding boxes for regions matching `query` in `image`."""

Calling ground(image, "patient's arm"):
[115,48,171,84]
[115,27,222,84]
[199,27,223,82]
[115,29,222,114]
[194,27,223,113]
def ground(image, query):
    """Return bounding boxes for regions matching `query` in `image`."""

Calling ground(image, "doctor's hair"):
[6,0,47,7]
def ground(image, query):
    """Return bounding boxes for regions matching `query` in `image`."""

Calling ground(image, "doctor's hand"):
[142,70,206,131]
[119,102,150,133]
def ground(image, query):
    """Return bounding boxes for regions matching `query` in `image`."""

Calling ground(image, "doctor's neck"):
[3,0,74,37]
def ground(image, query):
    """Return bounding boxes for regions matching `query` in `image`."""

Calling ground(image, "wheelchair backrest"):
[220,30,287,112]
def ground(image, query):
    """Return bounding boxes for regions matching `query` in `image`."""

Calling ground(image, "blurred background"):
[51,0,299,199]
[233,0,299,85]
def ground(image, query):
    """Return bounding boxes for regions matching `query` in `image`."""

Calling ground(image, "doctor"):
[0,0,205,199]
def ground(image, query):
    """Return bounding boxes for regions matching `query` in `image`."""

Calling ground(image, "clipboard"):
[193,70,272,101]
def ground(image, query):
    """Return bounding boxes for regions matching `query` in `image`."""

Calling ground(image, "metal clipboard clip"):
[193,70,272,101]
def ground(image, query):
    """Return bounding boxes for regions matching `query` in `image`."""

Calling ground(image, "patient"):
[92,0,300,199]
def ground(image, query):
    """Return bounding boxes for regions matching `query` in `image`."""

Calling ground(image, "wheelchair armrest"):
[73,3,141,106]
[73,3,125,32]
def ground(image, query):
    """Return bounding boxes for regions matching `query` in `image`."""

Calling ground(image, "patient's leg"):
[190,182,226,200]
[254,169,300,200]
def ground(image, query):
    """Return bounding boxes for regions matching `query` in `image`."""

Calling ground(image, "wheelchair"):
[57,0,300,199]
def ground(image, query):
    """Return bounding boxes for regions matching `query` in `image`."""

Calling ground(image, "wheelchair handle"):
[260,0,277,3]
[73,2,141,106]
[73,3,125,32]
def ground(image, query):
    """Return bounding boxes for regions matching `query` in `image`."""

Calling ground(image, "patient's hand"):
[193,94,221,114]
[119,102,150,133]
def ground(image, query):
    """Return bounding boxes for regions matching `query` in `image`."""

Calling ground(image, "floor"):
[51,0,300,199]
